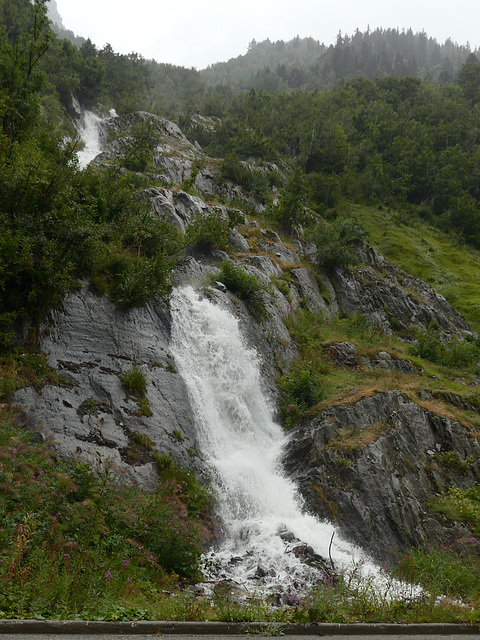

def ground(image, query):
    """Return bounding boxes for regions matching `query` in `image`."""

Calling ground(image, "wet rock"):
[331,246,472,337]
[257,242,300,264]
[228,228,250,253]
[291,543,331,572]
[213,579,249,598]
[283,390,480,562]
[291,268,331,315]
[278,529,298,543]
[359,353,417,374]
[325,342,358,368]
[255,564,272,578]
[15,281,204,487]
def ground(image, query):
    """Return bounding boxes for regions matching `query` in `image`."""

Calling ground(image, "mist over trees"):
[201,28,477,91]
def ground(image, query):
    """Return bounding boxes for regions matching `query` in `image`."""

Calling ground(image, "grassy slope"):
[346,203,480,331]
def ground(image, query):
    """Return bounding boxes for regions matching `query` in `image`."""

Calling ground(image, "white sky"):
[55,0,480,70]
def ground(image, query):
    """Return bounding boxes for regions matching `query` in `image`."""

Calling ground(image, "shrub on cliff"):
[308,217,366,271]
[216,260,268,320]
[185,211,230,253]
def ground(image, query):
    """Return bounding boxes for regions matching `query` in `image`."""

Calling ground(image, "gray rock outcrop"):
[16,282,203,488]
[283,390,480,561]
[331,250,471,338]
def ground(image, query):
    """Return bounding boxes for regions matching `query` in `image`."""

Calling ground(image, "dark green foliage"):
[185,212,230,252]
[0,406,215,617]
[201,30,472,92]
[220,153,275,203]
[0,5,182,321]
[411,323,480,370]
[273,168,309,230]
[456,59,480,105]
[216,260,267,320]
[118,117,161,172]
[308,217,366,271]
[0,0,52,140]
[279,365,326,428]
[187,75,480,249]
[152,452,212,522]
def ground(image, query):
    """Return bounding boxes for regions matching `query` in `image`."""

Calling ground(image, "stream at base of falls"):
[170,286,414,602]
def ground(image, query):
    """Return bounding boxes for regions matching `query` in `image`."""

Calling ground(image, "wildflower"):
[104,570,113,580]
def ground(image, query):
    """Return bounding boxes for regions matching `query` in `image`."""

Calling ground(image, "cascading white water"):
[77,111,104,169]
[170,285,405,600]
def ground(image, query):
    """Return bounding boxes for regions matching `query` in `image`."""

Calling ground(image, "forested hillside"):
[3,0,480,623]
[201,29,477,90]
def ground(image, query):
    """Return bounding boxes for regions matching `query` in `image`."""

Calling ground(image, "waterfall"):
[170,285,400,600]
[77,111,105,169]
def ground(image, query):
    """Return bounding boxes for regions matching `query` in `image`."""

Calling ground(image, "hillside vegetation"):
[2,0,480,622]
[201,29,475,90]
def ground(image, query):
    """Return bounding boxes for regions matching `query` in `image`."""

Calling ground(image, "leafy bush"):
[307,217,366,271]
[185,212,230,252]
[411,323,480,370]
[273,168,309,230]
[216,260,267,320]
[220,153,273,203]
[0,406,215,618]
[279,365,326,427]
[430,484,480,534]
[121,118,160,172]
[0,374,16,402]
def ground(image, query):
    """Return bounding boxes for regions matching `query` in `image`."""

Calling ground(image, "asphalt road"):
[1,636,480,640]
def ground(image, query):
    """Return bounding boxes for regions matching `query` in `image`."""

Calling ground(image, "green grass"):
[0,404,215,619]
[121,366,147,396]
[346,203,480,330]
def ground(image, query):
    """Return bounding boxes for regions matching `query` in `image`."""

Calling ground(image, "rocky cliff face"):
[283,390,480,562]
[15,111,480,559]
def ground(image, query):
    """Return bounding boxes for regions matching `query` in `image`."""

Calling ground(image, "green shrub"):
[308,217,366,271]
[279,365,326,427]
[179,166,199,194]
[0,406,215,618]
[216,260,267,320]
[137,397,153,417]
[430,484,480,533]
[121,366,146,396]
[0,374,17,402]
[411,323,480,370]
[152,452,212,518]
[185,212,230,252]
[273,168,309,231]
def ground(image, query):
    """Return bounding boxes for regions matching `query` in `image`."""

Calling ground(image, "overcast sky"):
[55,0,480,70]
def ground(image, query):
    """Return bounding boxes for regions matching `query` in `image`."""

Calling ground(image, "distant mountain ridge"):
[46,0,64,29]
[47,0,85,48]
[200,29,478,90]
